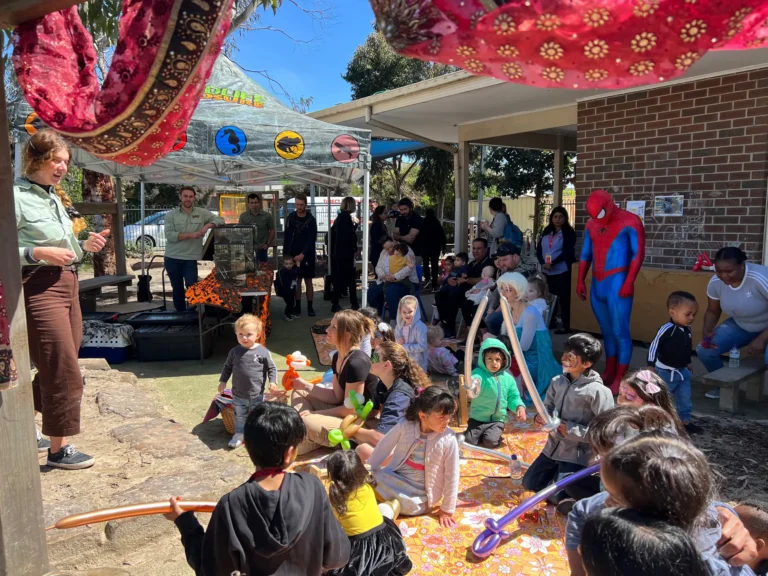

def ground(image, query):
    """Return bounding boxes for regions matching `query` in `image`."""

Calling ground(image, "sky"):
[230,0,375,112]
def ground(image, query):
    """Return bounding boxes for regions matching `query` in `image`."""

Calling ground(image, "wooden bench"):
[701,357,767,414]
[79,275,134,313]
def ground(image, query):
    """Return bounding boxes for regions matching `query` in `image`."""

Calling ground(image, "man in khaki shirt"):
[238,192,275,262]
[164,186,224,311]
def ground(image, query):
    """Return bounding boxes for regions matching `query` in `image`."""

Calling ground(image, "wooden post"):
[458,375,468,427]
[114,178,128,304]
[0,58,50,576]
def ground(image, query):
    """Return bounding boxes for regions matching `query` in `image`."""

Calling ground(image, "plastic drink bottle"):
[510,454,522,486]
[729,346,740,368]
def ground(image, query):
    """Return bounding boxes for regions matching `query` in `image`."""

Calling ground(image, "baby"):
[526,276,549,318]
[427,324,460,377]
[465,265,496,305]
[388,241,414,291]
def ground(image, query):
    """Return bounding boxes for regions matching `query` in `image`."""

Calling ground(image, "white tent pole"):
[310,183,316,217]
[140,181,146,272]
[361,170,370,308]
[14,142,22,180]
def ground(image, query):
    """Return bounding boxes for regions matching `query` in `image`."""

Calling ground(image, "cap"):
[494,243,521,258]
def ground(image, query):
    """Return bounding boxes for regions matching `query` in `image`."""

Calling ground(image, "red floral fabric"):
[370,0,768,89]
[12,0,235,166]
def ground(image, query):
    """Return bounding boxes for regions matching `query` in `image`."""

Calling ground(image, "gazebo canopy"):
[13,56,371,189]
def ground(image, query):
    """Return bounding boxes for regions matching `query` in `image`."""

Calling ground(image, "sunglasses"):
[619,384,639,402]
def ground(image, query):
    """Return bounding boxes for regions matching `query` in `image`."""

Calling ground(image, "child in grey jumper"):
[218,314,277,449]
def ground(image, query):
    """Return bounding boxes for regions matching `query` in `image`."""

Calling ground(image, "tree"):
[413,147,454,218]
[343,31,455,202]
[343,32,454,100]
[483,149,576,233]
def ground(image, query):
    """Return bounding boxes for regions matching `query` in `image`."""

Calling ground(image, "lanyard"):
[548,231,560,250]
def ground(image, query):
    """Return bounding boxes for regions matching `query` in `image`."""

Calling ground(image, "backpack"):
[502,215,523,247]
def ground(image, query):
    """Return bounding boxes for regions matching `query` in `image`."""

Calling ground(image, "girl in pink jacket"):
[368,386,461,528]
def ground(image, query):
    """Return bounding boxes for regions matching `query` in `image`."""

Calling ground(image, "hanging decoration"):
[369,0,768,89]
[12,0,236,167]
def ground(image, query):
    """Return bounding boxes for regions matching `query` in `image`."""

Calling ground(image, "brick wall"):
[575,68,768,269]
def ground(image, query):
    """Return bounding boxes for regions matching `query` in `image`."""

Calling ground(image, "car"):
[123,210,170,250]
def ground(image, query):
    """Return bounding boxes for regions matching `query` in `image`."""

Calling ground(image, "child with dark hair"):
[464,337,526,448]
[585,403,680,458]
[734,500,768,575]
[325,450,412,576]
[523,333,613,508]
[566,432,758,576]
[276,257,300,321]
[580,508,713,576]
[368,386,460,528]
[165,402,350,576]
[648,290,701,433]
[439,253,469,295]
[617,370,687,436]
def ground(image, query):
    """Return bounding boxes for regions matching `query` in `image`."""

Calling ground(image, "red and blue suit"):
[577,190,646,393]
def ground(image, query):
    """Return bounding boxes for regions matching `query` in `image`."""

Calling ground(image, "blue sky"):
[231,0,375,112]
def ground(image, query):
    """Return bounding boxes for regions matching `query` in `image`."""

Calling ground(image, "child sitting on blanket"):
[165,402,350,575]
[465,337,526,449]
[368,386,460,528]
[395,295,428,372]
[523,333,613,506]
[218,315,278,450]
[427,324,460,377]
[325,450,413,576]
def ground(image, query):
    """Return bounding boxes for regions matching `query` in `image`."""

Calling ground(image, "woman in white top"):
[697,246,768,399]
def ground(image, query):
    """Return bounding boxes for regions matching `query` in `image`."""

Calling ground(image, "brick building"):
[575,68,768,268]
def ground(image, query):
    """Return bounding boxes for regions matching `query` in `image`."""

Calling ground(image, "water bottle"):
[510,454,523,486]
[729,346,740,368]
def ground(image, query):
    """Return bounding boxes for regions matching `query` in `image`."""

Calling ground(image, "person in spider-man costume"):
[577,190,646,394]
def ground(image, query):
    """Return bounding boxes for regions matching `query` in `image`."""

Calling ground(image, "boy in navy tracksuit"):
[648,291,700,434]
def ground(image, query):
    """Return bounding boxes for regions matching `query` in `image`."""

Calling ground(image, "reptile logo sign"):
[274,130,304,160]
[215,126,247,157]
[331,135,360,163]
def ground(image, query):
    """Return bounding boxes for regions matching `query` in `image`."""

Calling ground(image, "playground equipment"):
[472,463,601,558]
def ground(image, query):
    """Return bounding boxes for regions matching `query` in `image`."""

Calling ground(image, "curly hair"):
[327,450,376,517]
[377,341,430,390]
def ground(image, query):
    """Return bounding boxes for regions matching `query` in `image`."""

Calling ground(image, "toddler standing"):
[427,324,459,377]
[648,291,701,434]
[276,257,299,321]
[465,338,526,448]
[369,386,460,528]
[218,315,278,449]
[325,450,413,576]
[395,295,428,372]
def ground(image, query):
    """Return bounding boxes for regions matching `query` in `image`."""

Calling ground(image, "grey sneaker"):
[47,445,95,470]
[36,430,50,454]
[705,388,720,399]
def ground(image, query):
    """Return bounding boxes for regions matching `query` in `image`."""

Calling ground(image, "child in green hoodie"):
[464,338,527,448]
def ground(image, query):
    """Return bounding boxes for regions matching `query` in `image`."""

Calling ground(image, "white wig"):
[496,272,529,301]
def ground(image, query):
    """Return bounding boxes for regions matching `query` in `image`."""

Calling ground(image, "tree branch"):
[228,1,263,36]
[246,25,317,44]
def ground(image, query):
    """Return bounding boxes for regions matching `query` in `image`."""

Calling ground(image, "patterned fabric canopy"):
[371,0,768,89]
[12,0,235,166]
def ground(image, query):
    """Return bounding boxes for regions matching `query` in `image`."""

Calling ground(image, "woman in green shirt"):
[15,130,108,470]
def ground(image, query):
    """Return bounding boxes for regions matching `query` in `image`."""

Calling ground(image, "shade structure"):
[370,0,768,90]
[13,56,371,189]
[372,139,430,160]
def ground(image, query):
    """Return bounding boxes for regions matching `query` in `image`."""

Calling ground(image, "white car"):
[123,210,170,250]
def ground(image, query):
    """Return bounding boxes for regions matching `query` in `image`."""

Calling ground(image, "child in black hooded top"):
[165,402,350,575]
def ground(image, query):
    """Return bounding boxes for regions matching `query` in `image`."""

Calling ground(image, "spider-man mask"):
[586,190,617,222]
